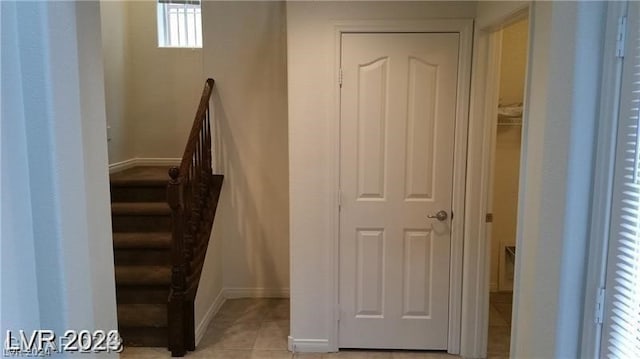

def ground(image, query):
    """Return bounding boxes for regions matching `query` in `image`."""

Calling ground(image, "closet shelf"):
[497,115,522,126]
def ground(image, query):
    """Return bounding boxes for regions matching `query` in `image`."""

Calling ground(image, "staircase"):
[110,166,173,347]
[109,79,223,356]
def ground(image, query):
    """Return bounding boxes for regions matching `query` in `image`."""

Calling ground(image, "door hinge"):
[595,287,606,324]
[486,213,493,223]
[338,189,343,210]
[616,16,627,58]
[338,68,343,87]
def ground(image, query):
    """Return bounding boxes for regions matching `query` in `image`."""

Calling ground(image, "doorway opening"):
[485,15,529,357]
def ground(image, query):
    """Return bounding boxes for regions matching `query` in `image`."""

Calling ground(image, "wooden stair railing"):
[166,78,223,357]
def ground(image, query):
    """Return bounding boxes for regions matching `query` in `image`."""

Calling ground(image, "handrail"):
[166,78,220,357]
[177,78,215,177]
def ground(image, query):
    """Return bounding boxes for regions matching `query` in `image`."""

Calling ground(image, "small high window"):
[157,0,202,48]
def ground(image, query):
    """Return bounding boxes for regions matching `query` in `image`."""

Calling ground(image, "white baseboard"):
[136,158,181,166]
[288,337,333,353]
[195,289,226,346]
[108,158,137,174]
[109,157,181,174]
[223,287,290,299]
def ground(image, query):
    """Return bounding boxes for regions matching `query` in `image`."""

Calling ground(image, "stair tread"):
[117,303,167,327]
[111,202,170,216]
[113,232,171,249]
[115,265,171,286]
[110,166,171,187]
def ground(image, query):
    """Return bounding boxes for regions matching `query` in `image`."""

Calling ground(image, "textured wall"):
[202,1,290,296]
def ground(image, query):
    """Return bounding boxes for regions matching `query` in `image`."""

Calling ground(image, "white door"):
[339,33,459,350]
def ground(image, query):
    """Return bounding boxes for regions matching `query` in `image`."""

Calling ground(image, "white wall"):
[101,0,205,164]
[202,1,289,295]
[100,0,133,164]
[287,2,477,351]
[127,0,204,160]
[1,1,118,353]
[194,220,224,343]
[498,19,528,106]
[511,2,605,358]
[1,0,41,334]
[76,1,120,341]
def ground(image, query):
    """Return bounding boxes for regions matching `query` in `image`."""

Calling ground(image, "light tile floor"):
[487,292,513,359]
[120,299,461,358]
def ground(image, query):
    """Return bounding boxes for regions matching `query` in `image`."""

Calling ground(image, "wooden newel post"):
[167,167,187,357]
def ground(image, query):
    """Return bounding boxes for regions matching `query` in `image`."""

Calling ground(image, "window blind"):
[602,2,640,358]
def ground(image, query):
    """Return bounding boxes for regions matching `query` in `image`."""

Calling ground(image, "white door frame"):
[484,29,502,294]
[329,19,473,354]
[580,1,629,357]
[461,5,530,358]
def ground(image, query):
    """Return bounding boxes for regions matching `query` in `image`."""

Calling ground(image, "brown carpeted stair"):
[110,166,173,347]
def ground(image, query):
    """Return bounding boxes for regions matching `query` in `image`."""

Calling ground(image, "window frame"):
[156,0,203,49]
